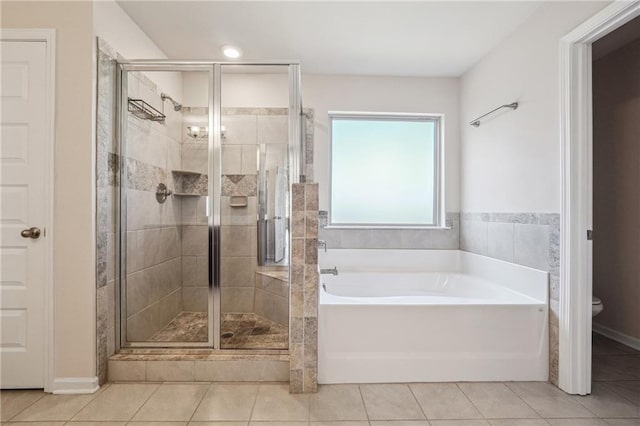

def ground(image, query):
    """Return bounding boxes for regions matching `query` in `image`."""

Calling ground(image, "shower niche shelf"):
[171,169,202,176]
[172,192,201,197]
[171,170,207,198]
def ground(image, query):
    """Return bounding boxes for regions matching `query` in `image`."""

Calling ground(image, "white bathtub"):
[318,249,549,383]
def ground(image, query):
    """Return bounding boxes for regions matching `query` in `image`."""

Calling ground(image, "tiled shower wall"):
[124,72,184,340]
[179,107,209,314]
[459,212,560,384]
[96,39,118,385]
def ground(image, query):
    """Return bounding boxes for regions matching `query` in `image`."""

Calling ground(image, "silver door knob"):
[21,227,41,239]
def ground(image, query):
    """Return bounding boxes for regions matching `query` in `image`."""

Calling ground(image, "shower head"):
[161,93,182,111]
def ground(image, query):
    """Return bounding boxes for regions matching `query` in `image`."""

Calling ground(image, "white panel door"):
[0,40,48,388]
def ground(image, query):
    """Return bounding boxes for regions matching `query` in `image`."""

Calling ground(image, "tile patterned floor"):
[1,335,638,425]
[149,312,288,349]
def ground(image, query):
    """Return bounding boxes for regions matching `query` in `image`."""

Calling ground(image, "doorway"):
[591,14,640,382]
[560,1,640,395]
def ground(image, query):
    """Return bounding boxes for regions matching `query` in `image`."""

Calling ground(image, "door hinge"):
[587,229,593,241]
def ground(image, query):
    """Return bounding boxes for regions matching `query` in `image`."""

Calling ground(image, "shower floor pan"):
[148,311,288,350]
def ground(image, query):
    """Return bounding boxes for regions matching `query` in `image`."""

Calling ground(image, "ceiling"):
[117,1,542,77]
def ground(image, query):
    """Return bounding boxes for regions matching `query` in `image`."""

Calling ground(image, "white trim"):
[51,377,99,395]
[559,1,640,395]
[593,323,640,352]
[0,28,56,393]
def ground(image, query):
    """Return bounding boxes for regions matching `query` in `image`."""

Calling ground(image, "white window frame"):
[328,111,444,229]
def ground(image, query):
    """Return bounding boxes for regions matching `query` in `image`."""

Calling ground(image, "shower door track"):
[115,60,302,350]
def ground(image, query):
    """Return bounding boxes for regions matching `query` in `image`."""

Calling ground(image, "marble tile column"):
[290,183,319,393]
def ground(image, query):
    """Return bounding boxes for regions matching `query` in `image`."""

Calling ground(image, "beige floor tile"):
[410,383,482,420]
[458,383,539,419]
[607,381,640,405]
[187,422,248,426]
[369,422,432,426]
[311,422,370,426]
[592,335,639,356]
[126,422,187,425]
[360,384,425,421]
[249,422,308,426]
[545,419,608,425]
[191,384,258,421]
[603,420,640,425]
[593,360,632,382]
[573,383,640,418]
[72,383,159,421]
[251,384,309,421]
[488,420,550,425]
[429,421,489,425]
[506,382,595,418]
[132,384,208,421]
[0,389,46,421]
[68,422,127,425]
[3,422,65,425]
[12,393,95,421]
[309,385,367,421]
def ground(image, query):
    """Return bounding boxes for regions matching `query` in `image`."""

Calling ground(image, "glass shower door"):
[119,66,213,347]
[218,65,292,349]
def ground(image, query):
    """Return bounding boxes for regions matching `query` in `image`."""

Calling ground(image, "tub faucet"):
[320,267,338,276]
[317,240,327,252]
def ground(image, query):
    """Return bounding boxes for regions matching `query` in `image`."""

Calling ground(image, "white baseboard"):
[593,322,640,352]
[51,377,99,394]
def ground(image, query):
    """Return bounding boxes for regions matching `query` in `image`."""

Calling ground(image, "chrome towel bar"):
[470,102,518,127]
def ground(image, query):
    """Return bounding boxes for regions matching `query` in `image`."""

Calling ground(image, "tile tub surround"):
[459,212,560,384]
[319,212,460,249]
[290,183,320,394]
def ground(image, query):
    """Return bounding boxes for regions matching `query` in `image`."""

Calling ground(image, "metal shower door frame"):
[116,60,302,350]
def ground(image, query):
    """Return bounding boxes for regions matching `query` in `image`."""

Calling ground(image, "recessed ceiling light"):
[222,45,241,59]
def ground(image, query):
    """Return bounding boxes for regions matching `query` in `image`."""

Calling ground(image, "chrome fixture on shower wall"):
[161,92,182,111]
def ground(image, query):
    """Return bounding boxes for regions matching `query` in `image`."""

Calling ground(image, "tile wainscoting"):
[459,212,560,384]
[318,212,460,249]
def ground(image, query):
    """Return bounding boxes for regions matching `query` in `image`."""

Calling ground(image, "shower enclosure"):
[116,61,302,350]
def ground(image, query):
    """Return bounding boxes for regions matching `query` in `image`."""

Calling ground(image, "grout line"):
[125,381,162,422]
[5,390,48,422]
[456,383,485,419]
[591,381,640,410]
[186,381,211,423]
[64,382,114,423]
[247,382,262,422]
[503,382,546,420]
[357,384,371,422]
[406,384,428,421]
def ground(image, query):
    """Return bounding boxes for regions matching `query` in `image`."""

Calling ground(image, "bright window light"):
[330,113,441,227]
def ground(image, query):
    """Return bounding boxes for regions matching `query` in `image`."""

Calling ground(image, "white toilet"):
[592,296,604,317]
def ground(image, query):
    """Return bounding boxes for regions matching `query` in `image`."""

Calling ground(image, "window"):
[329,112,442,227]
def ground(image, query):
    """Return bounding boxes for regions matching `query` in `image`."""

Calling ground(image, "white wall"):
[2,1,96,381]
[93,0,182,102]
[460,1,608,213]
[305,74,460,213]
[182,71,290,108]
